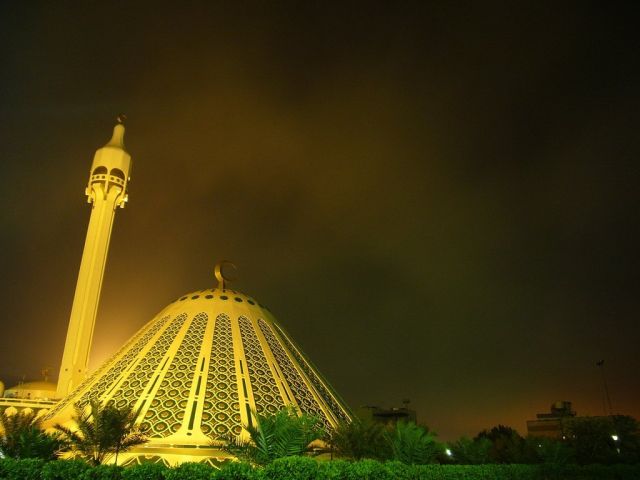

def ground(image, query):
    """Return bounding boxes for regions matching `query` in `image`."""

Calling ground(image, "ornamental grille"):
[257,318,327,427]
[143,313,206,437]
[97,316,178,408]
[269,320,350,423]
[202,314,241,438]
[46,315,170,418]
[110,313,188,421]
[238,316,284,416]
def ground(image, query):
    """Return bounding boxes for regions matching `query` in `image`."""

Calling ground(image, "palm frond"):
[215,406,324,465]
[53,400,148,465]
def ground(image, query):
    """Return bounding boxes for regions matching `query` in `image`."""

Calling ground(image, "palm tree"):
[219,406,325,465]
[0,409,66,460]
[387,421,443,464]
[328,418,391,460]
[54,400,148,465]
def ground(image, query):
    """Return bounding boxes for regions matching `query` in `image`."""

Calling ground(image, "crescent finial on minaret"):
[106,117,127,149]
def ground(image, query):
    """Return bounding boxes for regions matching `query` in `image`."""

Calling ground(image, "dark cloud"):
[0,1,638,439]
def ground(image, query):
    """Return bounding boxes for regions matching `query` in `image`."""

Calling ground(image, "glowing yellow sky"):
[1,2,639,439]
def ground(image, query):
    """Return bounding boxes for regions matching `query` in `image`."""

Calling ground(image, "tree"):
[386,421,443,464]
[564,416,616,465]
[328,418,391,461]
[564,415,640,465]
[0,409,66,460]
[54,400,148,465]
[448,436,493,464]
[611,415,640,464]
[475,425,527,463]
[525,436,574,464]
[219,406,325,465]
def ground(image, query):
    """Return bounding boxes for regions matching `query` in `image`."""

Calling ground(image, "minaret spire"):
[56,118,132,399]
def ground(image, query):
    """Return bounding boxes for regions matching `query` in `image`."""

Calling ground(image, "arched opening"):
[92,166,108,175]
[110,168,126,180]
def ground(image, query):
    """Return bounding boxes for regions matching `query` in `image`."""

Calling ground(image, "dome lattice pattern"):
[45,288,351,464]
[202,313,241,438]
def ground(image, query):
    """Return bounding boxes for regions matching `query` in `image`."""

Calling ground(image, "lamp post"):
[596,360,613,416]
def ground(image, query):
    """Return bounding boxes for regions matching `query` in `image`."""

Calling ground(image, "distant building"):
[0,380,58,417]
[360,400,417,425]
[526,401,576,438]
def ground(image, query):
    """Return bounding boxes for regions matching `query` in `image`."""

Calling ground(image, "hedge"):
[1,457,639,480]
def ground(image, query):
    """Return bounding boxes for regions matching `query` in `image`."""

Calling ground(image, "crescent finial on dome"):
[214,261,238,290]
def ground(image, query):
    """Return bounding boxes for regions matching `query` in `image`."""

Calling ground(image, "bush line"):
[1,456,640,480]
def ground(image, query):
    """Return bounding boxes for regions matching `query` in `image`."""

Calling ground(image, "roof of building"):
[6,381,57,392]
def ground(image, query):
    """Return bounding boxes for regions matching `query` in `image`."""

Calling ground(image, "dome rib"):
[46,314,172,419]
[142,312,208,438]
[256,318,329,424]
[269,321,351,423]
[106,314,179,407]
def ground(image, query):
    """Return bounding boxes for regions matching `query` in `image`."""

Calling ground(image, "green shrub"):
[262,456,318,480]
[121,462,168,480]
[81,464,124,480]
[499,464,539,480]
[0,458,44,480]
[381,461,415,480]
[164,461,214,480]
[213,461,255,480]
[567,464,640,480]
[41,459,92,480]
[420,463,640,480]
[538,464,577,480]
[409,465,445,480]
[612,464,640,480]
[346,459,392,480]
[317,459,350,480]
[4,456,640,480]
[397,464,539,480]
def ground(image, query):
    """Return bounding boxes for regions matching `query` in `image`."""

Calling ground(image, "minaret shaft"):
[56,186,119,397]
[56,123,131,399]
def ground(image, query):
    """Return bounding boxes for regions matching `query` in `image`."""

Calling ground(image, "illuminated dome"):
[5,381,57,400]
[45,283,351,465]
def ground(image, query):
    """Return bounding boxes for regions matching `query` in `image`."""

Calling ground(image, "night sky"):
[0,2,638,440]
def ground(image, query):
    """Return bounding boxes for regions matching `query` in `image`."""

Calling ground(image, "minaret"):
[56,119,132,399]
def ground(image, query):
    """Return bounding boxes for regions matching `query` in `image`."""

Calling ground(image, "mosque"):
[0,121,352,465]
